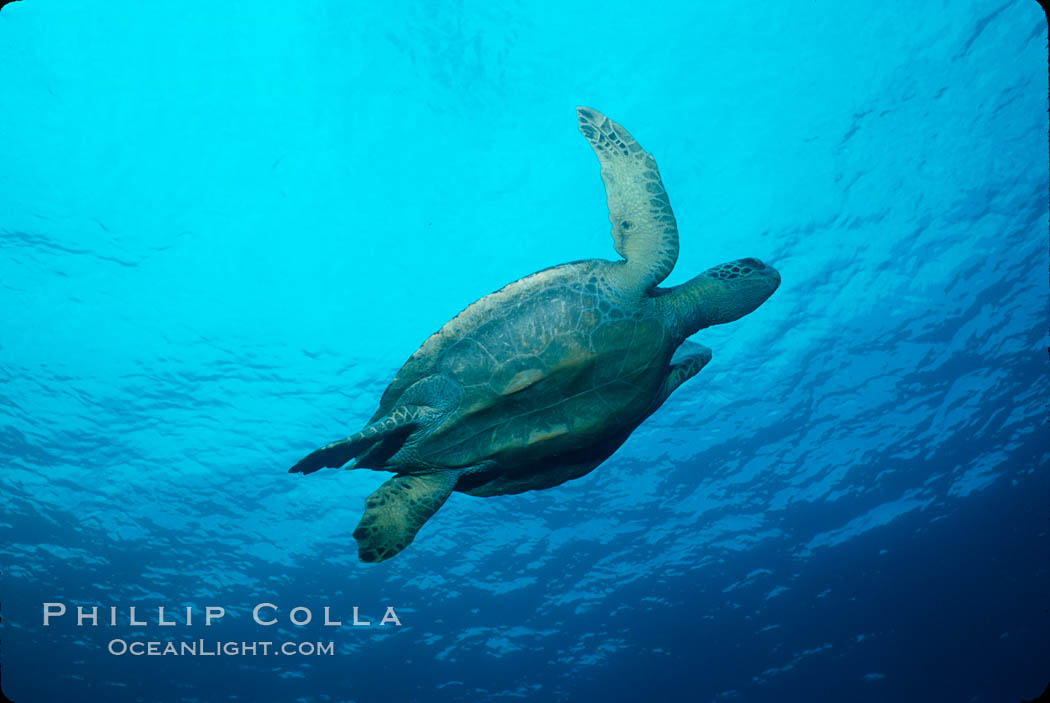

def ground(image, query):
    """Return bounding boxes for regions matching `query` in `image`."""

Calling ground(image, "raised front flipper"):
[353,471,458,563]
[577,107,679,291]
[657,341,713,405]
[288,405,430,475]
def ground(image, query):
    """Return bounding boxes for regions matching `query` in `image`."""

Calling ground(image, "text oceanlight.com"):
[108,639,335,657]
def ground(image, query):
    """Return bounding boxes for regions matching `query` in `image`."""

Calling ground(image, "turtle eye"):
[621,220,632,230]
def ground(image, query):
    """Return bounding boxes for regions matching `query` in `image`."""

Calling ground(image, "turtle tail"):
[288,405,426,475]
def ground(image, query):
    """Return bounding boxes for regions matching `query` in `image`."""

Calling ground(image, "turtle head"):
[705,257,780,301]
[666,257,780,336]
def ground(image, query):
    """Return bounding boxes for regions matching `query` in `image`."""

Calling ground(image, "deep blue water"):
[1,1,1048,702]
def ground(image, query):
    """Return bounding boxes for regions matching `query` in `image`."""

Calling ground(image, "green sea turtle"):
[290,107,780,562]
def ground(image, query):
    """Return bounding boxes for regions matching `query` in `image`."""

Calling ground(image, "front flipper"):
[353,471,458,563]
[577,107,679,290]
[288,405,430,475]
[658,341,713,404]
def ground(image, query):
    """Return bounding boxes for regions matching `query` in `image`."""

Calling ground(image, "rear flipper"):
[353,470,458,562]
[288,405,429,475]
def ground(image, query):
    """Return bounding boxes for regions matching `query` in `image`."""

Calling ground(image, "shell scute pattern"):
[373,262,601,421]
[420,269,664,469]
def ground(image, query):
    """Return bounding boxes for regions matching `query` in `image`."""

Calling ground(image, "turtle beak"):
[754,259,781,292]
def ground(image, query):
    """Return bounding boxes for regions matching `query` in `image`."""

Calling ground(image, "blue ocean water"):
[1,1,1047,701]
